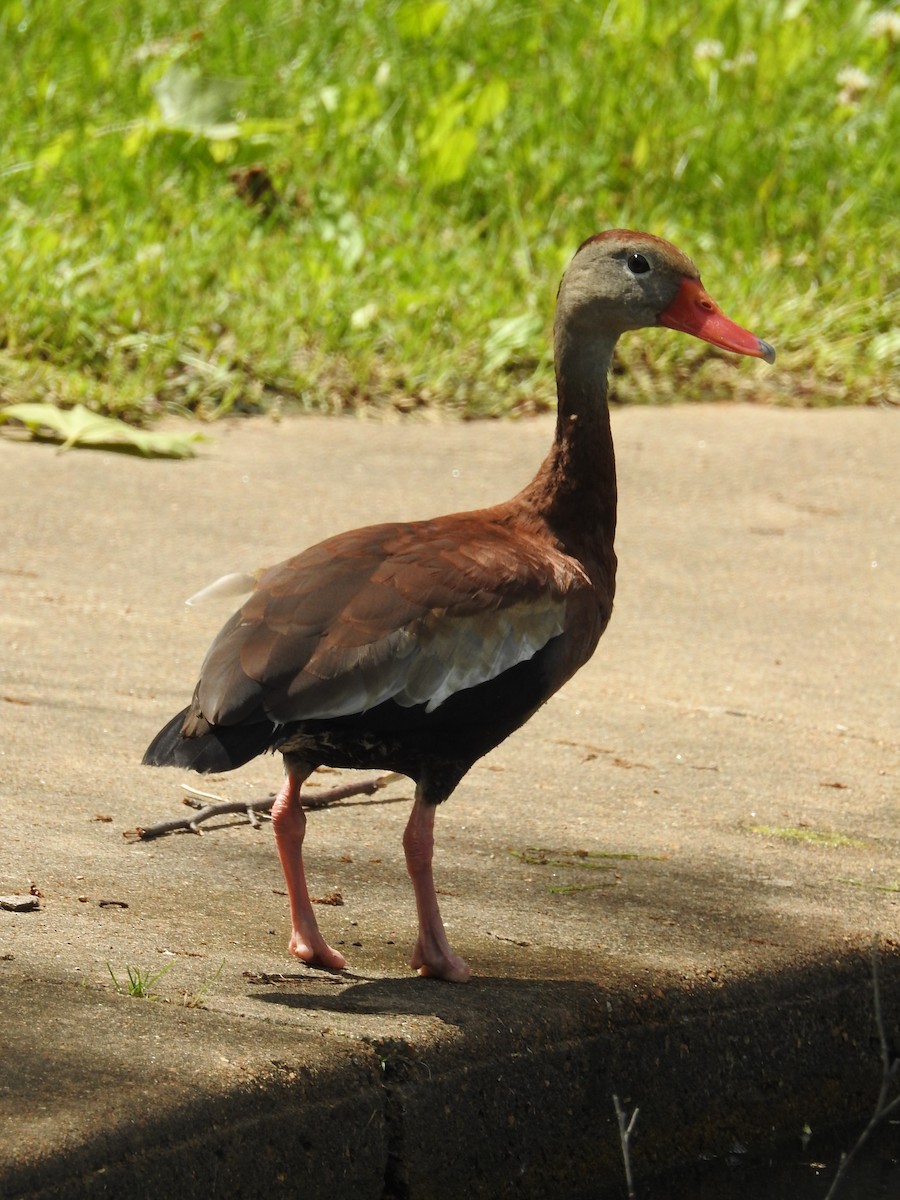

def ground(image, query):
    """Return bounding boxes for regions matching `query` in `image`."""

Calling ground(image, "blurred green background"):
[1,0,897,424]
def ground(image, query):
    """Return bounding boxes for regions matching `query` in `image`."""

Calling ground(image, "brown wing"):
[189,513,592,729]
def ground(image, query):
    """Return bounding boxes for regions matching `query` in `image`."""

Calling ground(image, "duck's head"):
[558,229,775,364]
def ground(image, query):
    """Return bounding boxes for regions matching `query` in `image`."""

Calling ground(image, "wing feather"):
[191,515,590,728]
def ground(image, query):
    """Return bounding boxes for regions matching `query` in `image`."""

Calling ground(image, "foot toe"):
[288,933,347,971]
[411,940,470,983]
[416,958,470,983]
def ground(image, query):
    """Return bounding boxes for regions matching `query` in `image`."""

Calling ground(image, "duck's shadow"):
[249,969,615,1033]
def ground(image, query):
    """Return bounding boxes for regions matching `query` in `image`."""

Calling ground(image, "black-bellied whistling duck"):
[143,230,775,982]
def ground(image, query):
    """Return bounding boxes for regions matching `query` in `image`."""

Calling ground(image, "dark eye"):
[627,252,651,274]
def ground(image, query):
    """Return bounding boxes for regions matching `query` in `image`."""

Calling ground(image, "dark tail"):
[142,707,276,774]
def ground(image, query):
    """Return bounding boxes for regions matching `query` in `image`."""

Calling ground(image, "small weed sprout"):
[107,960,174,999]
[182,959,225,1009]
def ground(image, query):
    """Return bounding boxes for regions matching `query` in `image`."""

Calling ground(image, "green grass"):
[840,876,900,892]
[749,824,867,848]
[180,958,225,1008]
[106,957,224,1004]
[1,0,897,420]
[508,846,663,869]
[510,845,664,894]
[107,959,174,998]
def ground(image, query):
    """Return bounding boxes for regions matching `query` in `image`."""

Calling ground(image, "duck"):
[143,229,775,982]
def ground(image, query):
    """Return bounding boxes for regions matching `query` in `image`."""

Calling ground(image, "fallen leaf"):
[0,402,204,458]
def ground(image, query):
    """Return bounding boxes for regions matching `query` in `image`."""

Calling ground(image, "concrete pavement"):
[1,405,898,1197]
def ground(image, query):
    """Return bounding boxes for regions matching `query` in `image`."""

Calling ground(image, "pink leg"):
[271,765,346,971]
[403,789,470,983]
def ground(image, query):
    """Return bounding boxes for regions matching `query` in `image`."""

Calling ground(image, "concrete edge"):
[4,944,899,1199]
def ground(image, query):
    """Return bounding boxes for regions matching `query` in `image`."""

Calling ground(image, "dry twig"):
[613,1092,640,1200]
[823,937,900,1200]
[128,773,402,840]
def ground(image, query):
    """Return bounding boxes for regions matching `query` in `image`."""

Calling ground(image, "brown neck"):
[520,326,618,553]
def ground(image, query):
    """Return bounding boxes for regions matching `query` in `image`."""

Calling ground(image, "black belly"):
[275,641,560,801]
[145,634,573,803]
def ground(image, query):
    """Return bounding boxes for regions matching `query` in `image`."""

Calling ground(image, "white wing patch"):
[272,594,568,723]
[396,597,567,711]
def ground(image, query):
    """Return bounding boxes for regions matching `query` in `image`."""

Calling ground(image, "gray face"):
[558,234,696,336]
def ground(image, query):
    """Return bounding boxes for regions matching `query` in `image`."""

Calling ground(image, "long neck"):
[520,324,619,551]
